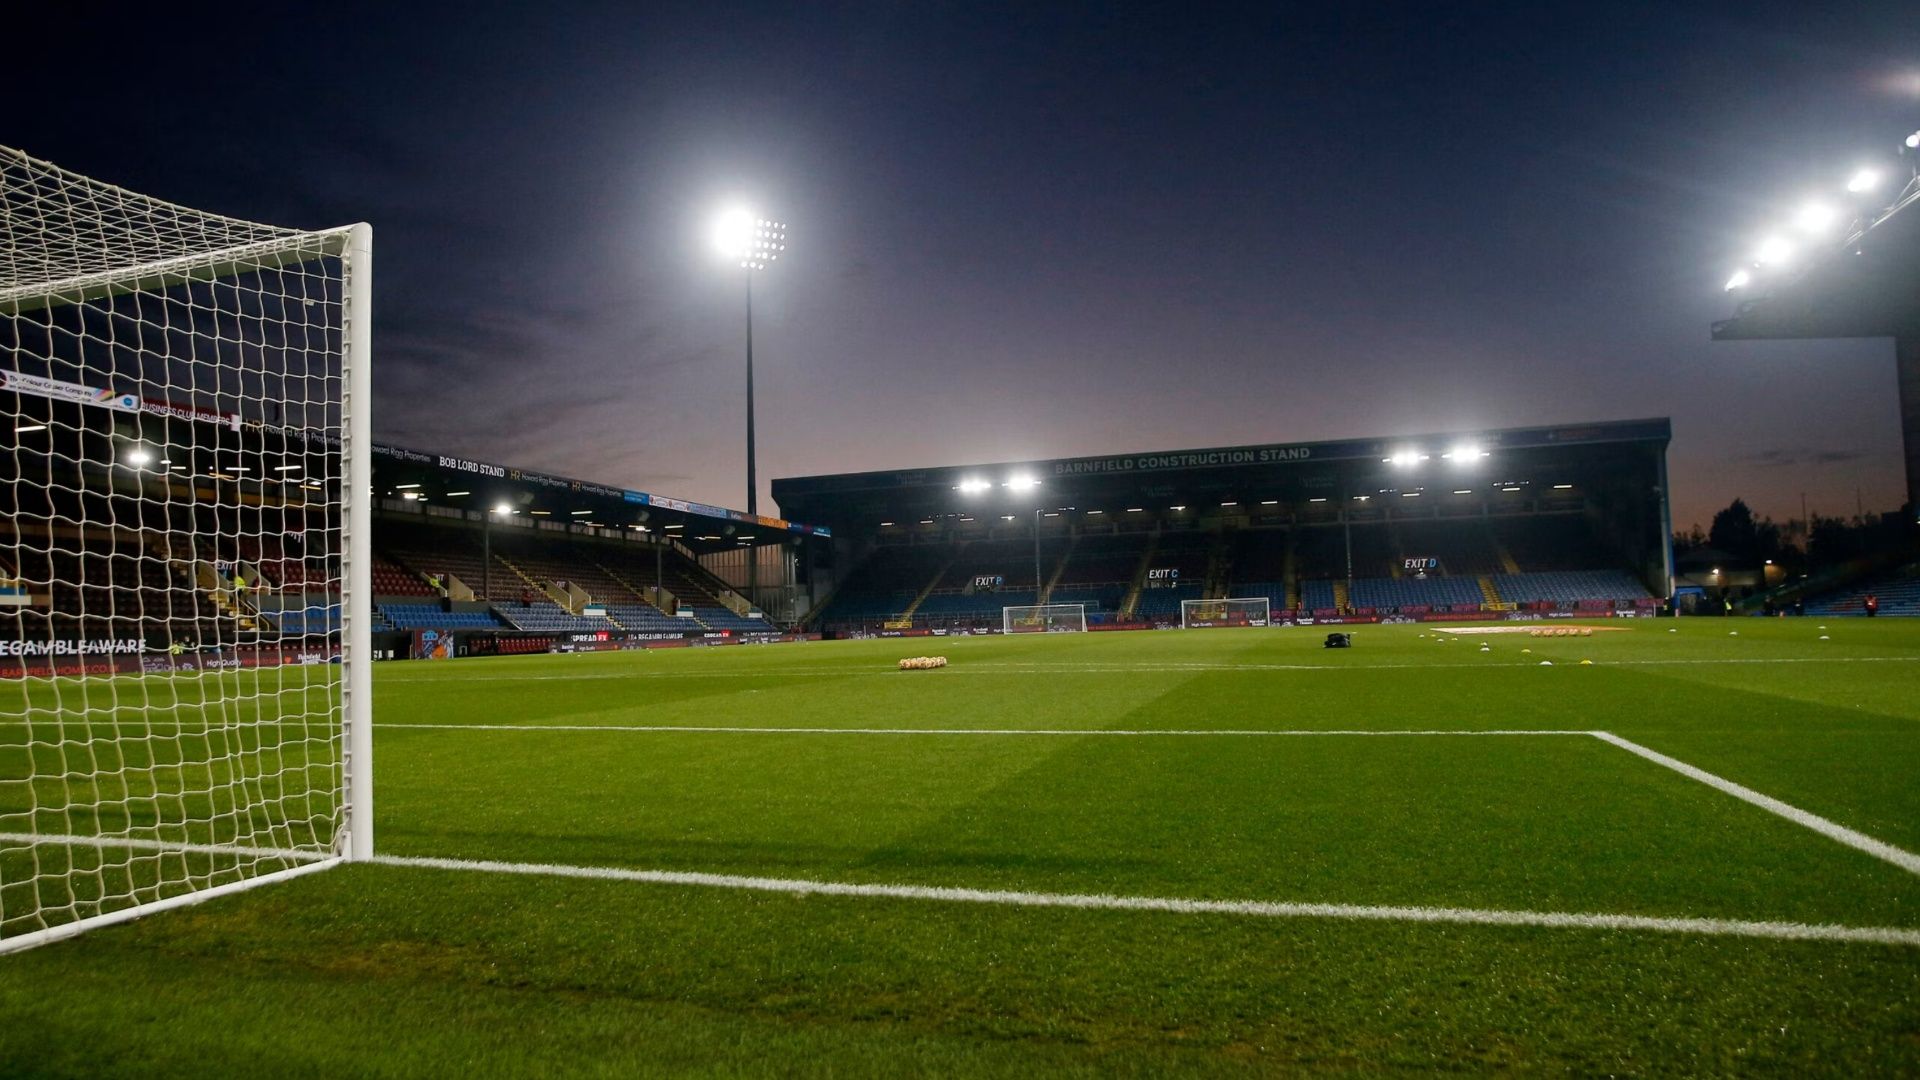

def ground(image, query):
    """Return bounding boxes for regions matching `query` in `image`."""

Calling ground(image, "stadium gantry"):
[771,419,1674,636]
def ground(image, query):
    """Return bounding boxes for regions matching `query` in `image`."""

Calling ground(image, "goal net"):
[1002,603,1087,634]
[1181,597,1271,629]
[0,145,372,954]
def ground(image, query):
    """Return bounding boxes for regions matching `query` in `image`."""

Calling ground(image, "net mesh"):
[1181,597,1271,628]
[1,145,360,948]
[1002,604,1086,634]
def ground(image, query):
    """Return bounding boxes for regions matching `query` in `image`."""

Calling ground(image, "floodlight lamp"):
[1005,475,1041,491]
[492,503,512,515]
[1753,236,1793,266]
[1724,269,1751,291]
[1445,443,1483,463]
[1845,168,1881,194]
[124,447,152,466]
[955,478,992,495]
[1907,131,1920,150]
[1388,450,1422,468]
[712,207,756,261]
[1792,202,1838,234]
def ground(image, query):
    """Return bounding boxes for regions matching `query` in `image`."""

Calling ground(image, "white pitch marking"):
[371,852,1920,949]
[372,655,1920,683]
[0,830,330,863]
[1590,732,1920,878]
[378,723,1590,737]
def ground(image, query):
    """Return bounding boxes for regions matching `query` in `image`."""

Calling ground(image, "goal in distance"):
[1002,603,1087,634]
[1181,597,1272,629]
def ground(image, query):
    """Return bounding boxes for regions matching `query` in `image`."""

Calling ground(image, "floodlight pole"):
[1035,508,1044,599]
[745,267,758,609]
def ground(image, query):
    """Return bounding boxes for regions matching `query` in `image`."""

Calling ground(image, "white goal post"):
[1181,597,1272,629]
[1002,603,1087,634]
[0,145,372,954]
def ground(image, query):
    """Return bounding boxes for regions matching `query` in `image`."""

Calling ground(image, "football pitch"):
[4,619,1920,1076]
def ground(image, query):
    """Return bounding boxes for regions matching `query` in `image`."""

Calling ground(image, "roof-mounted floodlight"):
[1846,168,1882,194]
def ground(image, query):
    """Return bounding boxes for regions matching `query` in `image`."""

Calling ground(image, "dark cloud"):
[4,2,1913,524]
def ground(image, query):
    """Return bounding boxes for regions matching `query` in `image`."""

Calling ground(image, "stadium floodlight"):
[1792,202,1839,234]
[492,502,513,515]
[711,204,788,607]
[1724,269,1751,291]
[1443,442,1486,463]
[1753,236,1793,266]
[0,144,372,955]
[1908,131,1920,150]
[1005,474,1041,491]
[1846,168,1881,193]
[955,477,992,494]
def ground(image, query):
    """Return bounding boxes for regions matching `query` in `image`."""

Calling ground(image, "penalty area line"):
[368,852,1920,949]
[1591,731,1920,878]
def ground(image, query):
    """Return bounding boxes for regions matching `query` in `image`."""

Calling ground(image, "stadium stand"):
[1347,575,1484,610]
[1804,564,1920,616]
[495,601,619,634]
[378,604,507,631]
[373,553,435,597]
[1493,570,1651,605]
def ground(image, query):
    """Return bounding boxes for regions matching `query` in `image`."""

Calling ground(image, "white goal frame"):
[1181,597,1272,629]
[0,146,372,955]
[1002,603,1087,634]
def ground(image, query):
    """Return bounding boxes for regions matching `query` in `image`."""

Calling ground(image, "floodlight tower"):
[712,207,787,606]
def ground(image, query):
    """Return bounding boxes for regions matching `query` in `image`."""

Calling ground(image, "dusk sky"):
[8,2,1918,530]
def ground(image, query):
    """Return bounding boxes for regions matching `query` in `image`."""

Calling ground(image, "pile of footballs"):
[898,655,949,671]
[1528,627,1594,637]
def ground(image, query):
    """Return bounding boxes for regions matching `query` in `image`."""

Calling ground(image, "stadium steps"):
[1284,529,1299,609]
[1202,534,1231,599]
[1491,525,1521,575]
[1478,575,1502,605]
[794,548,869,629]
[1119,533,1161,619]
[598,564,706,629]
[495,556,569,608]
[901,546,961,619]
[184,557,259,632]
[1332,578,1350,612]
[1040,534,1079,604]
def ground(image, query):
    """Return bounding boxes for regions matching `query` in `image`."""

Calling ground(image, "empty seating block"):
[1493,571,1650,604]
[378,604,505,630]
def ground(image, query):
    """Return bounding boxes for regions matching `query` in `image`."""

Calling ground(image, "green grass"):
[3,618,1920,1075]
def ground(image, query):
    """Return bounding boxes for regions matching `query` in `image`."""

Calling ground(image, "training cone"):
[1668,628,1677,633]
[1480,646,1490,653]
[1819,634,1831,640]
[1521,648,1531,654]
[1579,659,1593,666]
[1729,630,1739,636]
[1539,660,1554,666]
